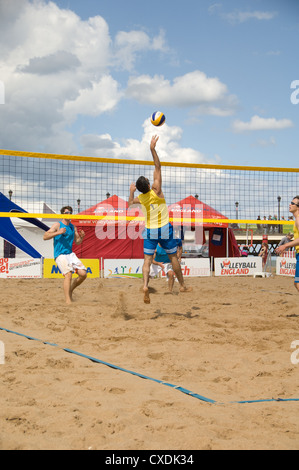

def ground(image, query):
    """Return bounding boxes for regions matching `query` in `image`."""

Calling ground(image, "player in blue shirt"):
[150,239,183,293]
[44,206,87,304]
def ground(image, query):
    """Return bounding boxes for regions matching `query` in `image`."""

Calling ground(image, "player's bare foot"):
[143,287,150,304]
[180,286,192,293]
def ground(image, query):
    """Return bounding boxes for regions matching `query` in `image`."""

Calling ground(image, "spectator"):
[268,215,273,233]
[256,216,262,234]
[259,242,268,270]
[277,232,294,255]
[240,245,249,257]
[263,216,268,234]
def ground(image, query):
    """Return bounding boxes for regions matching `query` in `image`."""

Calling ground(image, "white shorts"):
[55,253,87,276]
[149,263,174,279]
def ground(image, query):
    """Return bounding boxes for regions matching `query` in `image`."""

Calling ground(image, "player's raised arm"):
[150,135,163,198]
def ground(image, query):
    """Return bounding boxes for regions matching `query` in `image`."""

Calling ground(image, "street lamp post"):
[277,196,282,233]
[235,202,239,220]
[5,190,16,258]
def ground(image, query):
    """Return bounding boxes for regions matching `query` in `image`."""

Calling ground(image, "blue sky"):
[0,0,298,169]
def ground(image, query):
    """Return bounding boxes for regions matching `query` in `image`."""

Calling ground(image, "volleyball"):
[151,111,166,127]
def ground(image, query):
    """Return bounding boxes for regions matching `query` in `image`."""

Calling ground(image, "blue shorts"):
[295,253,299,283]
[142,223,178,256]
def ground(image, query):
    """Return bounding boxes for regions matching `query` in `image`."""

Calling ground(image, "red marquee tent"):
[72,195,144,260]
[72,194,239,261]
[169,196,239,258]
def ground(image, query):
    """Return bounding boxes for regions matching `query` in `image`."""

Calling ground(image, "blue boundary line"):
[1,326,298,406]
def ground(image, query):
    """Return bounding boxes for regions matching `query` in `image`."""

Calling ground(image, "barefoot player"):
[128,135,192,304]
[276,196,299,292]
[43,206,87,304]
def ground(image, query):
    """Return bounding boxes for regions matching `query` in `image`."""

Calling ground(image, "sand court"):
[0,275,298,450]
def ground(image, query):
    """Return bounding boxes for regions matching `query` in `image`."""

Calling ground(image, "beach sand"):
[0,274,298,450]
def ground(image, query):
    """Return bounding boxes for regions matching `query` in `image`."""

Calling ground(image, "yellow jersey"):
[294,224,299,253]
[138,190,169,229]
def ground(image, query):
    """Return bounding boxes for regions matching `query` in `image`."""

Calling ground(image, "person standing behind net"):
[276,196,299,293]
[150,240,183,294]
[128,135,192,304]
[43,206,87,304]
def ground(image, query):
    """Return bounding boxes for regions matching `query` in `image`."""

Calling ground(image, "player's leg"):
[142,254,153,303]
[167,252,192,292]
[142,230,158,304]
[167,269,175,292]
[71,269,87,297]
[63,271,73,304]
[159,224,192,293]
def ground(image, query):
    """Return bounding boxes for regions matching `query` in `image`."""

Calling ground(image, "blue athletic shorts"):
[142,223,178,256]
[295,253,299,283]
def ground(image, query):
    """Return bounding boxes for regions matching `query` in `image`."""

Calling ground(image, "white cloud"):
[224,10,278,23]
[232,115,294,132]
[0,0,117,152]
[0,0,230,163]
[18,51,81,75]
[0,0,181,155]
[80,119,212,165]
[63,76,123,120]
[208,5,277,23]
[251,137,276,148]
[126,71,237,114]
[113,29,169,71]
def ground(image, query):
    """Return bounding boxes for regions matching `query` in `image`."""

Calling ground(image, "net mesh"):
[0,150,298,225]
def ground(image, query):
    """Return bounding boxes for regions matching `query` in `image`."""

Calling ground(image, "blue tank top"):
[155,244,171,263]
[54,222,75,259]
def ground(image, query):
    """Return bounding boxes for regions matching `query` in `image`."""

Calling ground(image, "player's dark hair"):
[61,206,73,214]
[136,176,150,194]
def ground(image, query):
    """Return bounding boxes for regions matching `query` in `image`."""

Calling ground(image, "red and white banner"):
[276,251,296,277]
[0,258,42,278]
[215,257,263,277]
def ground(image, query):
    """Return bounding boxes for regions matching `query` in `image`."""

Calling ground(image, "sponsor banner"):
[104,258,210,279]
[0,257,42,278]
[166,258,210,277]
[43,258,100,278]
[104,259,143,279]
[215,257,263,277]
[276,256,296,277]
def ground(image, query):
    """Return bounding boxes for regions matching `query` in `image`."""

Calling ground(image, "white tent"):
[0,202,56,259]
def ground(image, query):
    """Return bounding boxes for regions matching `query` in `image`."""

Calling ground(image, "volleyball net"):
[0,149,298,233]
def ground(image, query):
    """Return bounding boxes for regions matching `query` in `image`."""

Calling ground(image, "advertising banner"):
[172,258,210,277]
[104,258,210,279]
[43,259,100,278]
[104,259,144,279]
[215,257,263,277]
[276,253,296,277]
[0,258,42,278]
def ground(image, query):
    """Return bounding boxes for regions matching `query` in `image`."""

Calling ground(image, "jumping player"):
[276,196,299,292]
[128,135,192,304]
[43,206,87,304]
